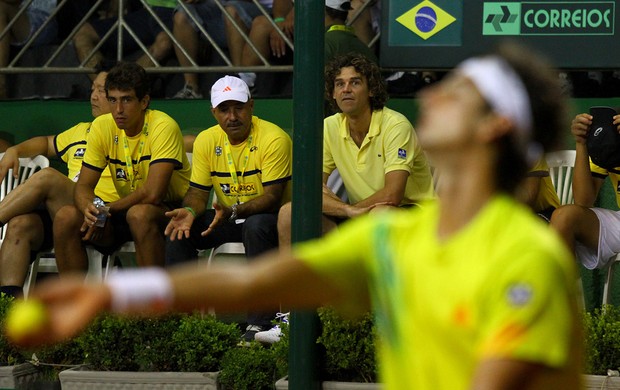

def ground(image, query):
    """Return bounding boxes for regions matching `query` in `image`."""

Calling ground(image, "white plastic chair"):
[545,150,576,206]
[544,150,589,306]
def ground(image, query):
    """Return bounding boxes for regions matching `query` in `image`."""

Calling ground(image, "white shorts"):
[575,207,620,269]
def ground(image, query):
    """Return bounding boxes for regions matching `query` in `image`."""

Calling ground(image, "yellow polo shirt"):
[54,122,119,203]
[323,107,434,205]
[83,110,190,202]
[529,158,560,212]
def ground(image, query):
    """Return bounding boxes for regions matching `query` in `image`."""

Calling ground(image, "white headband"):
[457,56,533,146]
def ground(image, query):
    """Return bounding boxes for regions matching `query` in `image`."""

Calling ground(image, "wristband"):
[273,17,285,23]
[106,268,174,313]
[184,206,197,217]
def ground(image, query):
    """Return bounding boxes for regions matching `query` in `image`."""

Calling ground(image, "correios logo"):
[396,0,456,40]
[483,1,615,36]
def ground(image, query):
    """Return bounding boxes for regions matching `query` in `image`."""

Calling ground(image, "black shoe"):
[238,324,263,347]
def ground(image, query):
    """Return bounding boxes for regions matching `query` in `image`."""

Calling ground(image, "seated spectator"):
[172,0,272,98]
[0,0,58,98]
[73,0,175,80]
[53,62,190,271]
[278,52,434,247]
[223,0,273,91]
[550,112,620,271]
[165,75,292,344]
[520,158,560,222]
[264,53,434,344]
[0,61,117,298]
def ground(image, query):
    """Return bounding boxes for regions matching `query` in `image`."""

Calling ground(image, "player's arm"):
[74,165,103,226]
[0,136,55,178]
[224,181,287,219]
[354,169,409,208]
[108,161,175,213]
[26,250,342,346]
[571,113,605,206]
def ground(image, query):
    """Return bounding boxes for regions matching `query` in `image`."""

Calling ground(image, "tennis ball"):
[4,299,48,343]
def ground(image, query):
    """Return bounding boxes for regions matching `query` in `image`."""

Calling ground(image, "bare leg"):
[53,205,89,273]
[0,213,44,286]
[0,168,75,224]
[241,15,272,67]
[223,6,248,67]
[277,202,338,248]
[136,31,172,68]
[172,10,200,89]
[349,0,374,45]
[550,204,601,253]
[126,203,168,267]
[72,22,103,81]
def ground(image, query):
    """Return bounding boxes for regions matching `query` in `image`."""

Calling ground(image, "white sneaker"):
[255,312,289,344]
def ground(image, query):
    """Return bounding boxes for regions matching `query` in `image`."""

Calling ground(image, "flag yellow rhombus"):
[396,0,456,40]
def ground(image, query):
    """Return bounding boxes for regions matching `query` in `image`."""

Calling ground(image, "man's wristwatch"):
[229,203,238,222]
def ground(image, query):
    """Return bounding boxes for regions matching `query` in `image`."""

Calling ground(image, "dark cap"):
[587,106,620,170]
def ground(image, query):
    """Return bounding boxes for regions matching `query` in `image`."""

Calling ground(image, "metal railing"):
[0,0,378,76]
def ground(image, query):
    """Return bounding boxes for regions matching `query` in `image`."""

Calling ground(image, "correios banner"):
[381,0,618,69]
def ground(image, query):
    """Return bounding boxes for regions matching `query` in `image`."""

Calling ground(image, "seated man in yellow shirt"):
[53,62,191,272]
[521,158,561,222]
[279,53,435,247]
[0,61,118,298]
[164,75,292,343]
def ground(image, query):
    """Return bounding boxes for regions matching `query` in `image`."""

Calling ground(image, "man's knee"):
[173,9,190,27]
[126,204,165,232]
[5,214,42,239]
[550,205,583,228]
[151,32,172,58]
[277,202,292,231]
[54,205,82,230]
[73,22,98,44]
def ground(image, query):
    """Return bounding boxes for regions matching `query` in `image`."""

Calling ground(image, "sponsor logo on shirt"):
[506,283,533,306]
[398,148,407,159]
[116,168,128,180]
[215,146,222,156]
[220,183,257,195]
[74,148,86,158]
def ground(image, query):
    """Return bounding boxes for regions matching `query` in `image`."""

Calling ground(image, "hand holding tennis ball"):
[4,299,48,344]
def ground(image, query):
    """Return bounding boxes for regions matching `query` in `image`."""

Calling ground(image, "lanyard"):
[223,127,253,204]
[327,24,354,33]
[121,122,148,191]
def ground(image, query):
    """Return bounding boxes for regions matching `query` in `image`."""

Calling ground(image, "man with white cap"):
[164,75,292,343]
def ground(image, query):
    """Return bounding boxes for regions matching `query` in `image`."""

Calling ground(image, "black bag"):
[587,106,620,170]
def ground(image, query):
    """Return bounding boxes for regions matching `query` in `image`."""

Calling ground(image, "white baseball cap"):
[210,75,251,108]
[326,0,351,11]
